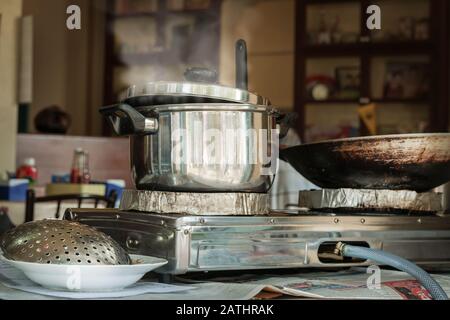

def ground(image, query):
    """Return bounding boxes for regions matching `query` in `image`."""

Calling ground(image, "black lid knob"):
[184,67,218,83]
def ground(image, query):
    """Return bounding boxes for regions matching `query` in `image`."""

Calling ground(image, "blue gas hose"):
[336,243,448,300]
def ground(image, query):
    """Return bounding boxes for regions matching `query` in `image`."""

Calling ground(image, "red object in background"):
[70,148,91,184]
[16,158,38,184]
[70,168,81,184]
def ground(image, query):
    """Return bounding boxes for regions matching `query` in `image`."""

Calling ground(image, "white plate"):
[0,254,168,292]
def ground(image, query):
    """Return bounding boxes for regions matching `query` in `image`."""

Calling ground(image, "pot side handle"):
[276,112,298,140]
[99,104,158,136]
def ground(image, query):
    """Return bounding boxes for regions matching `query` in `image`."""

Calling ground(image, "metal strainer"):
[0,220,130,265]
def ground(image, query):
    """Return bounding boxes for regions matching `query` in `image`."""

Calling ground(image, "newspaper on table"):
[178,268,450,300]
[2,254,450,300]
[251,269,432,299]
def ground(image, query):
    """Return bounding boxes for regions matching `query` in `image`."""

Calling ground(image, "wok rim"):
[294,132,450,148]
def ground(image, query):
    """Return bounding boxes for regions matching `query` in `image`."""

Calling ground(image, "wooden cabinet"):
[295,0,450,142]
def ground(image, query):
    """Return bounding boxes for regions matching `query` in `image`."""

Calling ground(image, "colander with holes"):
[0,220,130,265]
[0,220,168,292]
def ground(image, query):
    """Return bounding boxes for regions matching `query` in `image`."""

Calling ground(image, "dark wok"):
[280,133,450,192]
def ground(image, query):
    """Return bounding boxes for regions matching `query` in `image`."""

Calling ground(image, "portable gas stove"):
[63,189,450,275]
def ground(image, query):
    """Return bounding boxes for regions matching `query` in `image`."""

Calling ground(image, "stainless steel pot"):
[100,40,285,193]
[100,103,279,193]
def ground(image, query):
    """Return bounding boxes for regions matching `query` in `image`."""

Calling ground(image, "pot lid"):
[135,103,278,114]
[121,40,271,108]
[123,81,271,107]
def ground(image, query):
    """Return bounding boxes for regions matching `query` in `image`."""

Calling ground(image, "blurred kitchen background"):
[1,0,450,188]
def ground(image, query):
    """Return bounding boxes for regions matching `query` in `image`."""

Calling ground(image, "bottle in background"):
[70,148,90,184]
[16,158,38,184]
[70,148,83,183]
[81,151,91,184]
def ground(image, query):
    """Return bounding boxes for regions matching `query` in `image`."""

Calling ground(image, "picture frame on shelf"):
[383,62,430,99]
[335,66,360,100]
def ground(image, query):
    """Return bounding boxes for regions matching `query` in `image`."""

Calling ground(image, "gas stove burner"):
[119,189,269,216]
[298,188,443,214]
[64,208,450,275]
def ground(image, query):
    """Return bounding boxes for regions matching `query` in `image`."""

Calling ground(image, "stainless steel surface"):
[64,209,450,275]
[0,220,130,265]
[433,183,450,213]
[119,190,269,216]
[143,117,159,133]
[298,189,443,213]
[125,81,271,107]
[444,183,450,212]
[280,133,450,192]
[128,104,278,192]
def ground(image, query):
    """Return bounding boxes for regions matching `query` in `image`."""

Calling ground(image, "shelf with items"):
[305,57,361,103]
[295,0,448,142]
[305,1,361,47]
[370,55,431,103]
[304,0,431,46]
[299,1,363,142]
[369,0,430,44]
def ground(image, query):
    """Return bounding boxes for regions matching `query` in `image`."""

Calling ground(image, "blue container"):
[0,179,29,201]
[105,180,125,208]
[51,173,71,183]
